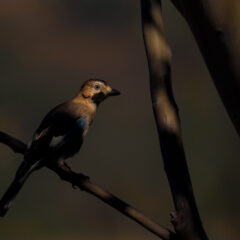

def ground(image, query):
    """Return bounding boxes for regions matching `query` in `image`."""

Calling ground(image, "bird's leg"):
[63,161,72,171]
[61,161,79,189]
[57,160,89,189]
[56,160,72,172]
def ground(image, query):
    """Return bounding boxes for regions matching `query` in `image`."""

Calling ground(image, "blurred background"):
[0,1,239,240]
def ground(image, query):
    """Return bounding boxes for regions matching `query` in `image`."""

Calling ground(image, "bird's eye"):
[94,85,100,90]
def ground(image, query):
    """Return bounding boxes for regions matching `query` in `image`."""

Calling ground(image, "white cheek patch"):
[49,135,65,148]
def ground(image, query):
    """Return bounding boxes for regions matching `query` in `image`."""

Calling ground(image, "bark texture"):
[0,131,173,240]
[141,1,208,239]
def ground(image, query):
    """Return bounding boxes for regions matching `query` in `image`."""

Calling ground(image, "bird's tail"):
[0,160,37,217]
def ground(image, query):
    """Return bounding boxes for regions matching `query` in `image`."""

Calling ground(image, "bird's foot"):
[72,173,89,190]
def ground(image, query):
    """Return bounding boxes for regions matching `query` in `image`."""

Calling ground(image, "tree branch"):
[170,0,240,136]
[0,131,27,154]
[141,1,208,239]
[0,130,174,240]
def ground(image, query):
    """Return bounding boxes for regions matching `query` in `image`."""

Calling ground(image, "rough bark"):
[141,1,208,239]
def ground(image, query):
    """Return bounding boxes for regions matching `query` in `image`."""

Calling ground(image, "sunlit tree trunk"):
[141,1,208,239]
[142,0,240,239]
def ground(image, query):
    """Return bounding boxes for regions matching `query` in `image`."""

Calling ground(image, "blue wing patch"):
[49,116,88,149]
[76,116,88,131]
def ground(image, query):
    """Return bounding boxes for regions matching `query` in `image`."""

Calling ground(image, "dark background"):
[0,1,239,240]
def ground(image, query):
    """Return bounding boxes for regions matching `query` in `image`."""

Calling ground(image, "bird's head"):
[76,79,120,105]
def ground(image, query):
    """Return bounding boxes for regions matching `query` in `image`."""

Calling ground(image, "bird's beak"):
[108,88,121,97]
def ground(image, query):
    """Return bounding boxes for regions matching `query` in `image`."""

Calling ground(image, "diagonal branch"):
[169,0,240,136]
[141,1,208,239]
[0,130,175,240]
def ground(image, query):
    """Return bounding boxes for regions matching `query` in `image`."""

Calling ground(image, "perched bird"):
[0,79,120,216]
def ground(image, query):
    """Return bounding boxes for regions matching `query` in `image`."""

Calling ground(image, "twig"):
[0,130,175,240]
[141,1,208,239]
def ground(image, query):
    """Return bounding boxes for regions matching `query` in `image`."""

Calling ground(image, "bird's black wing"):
[25,102,85,162]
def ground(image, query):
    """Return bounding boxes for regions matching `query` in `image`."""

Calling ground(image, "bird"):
[0,79,120,217]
